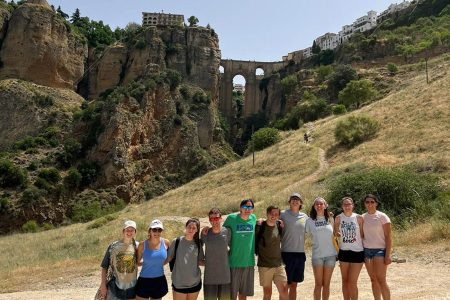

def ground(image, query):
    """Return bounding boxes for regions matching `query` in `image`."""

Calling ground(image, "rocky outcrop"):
[0,79,84,149]
[0,1,87,89]
[0,5,11,41]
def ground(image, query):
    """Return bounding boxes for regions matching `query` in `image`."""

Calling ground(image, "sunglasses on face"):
[241,205,254,210]
[209,216,221,221]
[151,228,163,232]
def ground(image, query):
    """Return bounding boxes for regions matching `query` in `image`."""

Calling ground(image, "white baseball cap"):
[123,220,137,230]
[148,219,164,230]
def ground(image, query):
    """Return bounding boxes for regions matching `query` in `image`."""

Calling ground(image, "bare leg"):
[348,263,363,300]
[312,265,324,300]
[372,257,390,300]
[274,281,288,300]
[186,292,200,300]
[263,286,272,300]
[322,266,335,300]
[288,282,298,300]
[238,294,247,300]
[173,290,188,300]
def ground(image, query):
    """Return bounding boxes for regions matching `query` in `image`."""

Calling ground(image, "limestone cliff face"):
[0,1,87,89]
[0,6,10,41]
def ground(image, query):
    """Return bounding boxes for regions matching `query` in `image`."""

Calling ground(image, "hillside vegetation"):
[0,53,449,292]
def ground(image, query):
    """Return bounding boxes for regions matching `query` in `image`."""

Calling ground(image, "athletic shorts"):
[311,256,336,268]
[281,252,306,284]
[364,248,386,259]
[172,281,202,294]
[230,267,254,298]
[338,250,365,263]
[203,283,231,300]
[135,276,168,299]
[258,266,287,287]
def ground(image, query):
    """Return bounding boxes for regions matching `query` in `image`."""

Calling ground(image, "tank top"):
[338,213,363,252]
[140,238,167,278]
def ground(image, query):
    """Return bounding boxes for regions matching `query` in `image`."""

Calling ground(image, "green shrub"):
[332,104,347,115]
[0,197,10,212]
[34,177,54,191]
[134,38,146,49]
[42,222,55,231]
[22,220,39,233]
[248,127,281,152]
[64,168,82,190]
[338,79,376,109]
[316,65,333,83]
[328,65,358,98]
[297,96,330,122]
[33,94,54,107]
[71,199,125,223]
[327,168,442,227]
[334,115,380,147]
[78,161,100,187]
[0,159,27,188]
[192,90,210,104]
[20,187,46,205]
[387,63,398,75]
[280,74,298,96]
[37,168,61,184]
[432,190,450,221]
[165,69,182,91]
[14,136,37,150]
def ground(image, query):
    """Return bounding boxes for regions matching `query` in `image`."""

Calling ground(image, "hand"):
[335,231,341,237]
[384,255,392,265]
[201,226,210,235]
[257,218,264,226]
[279,219,285,228]
[100,283,107,299]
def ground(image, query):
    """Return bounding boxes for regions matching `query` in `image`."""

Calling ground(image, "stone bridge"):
[219,59,287,119]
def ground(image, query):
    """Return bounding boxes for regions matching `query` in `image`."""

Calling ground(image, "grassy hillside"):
[1,54,449,292]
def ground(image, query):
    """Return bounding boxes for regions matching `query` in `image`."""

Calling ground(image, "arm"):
[100,267,108,298]
[383,222,392,265]
[136,241,144,267]
[357,215,364,239]
[333,215,341,237]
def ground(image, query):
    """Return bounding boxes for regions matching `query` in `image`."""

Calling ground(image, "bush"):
[165,69,182,91]
[0,159,27,188]
[327,168,442,227]
[316,65,333,83]
[297,95,330,122]
[0,197,10,212]
[248,127,281,152]
[328,65,358,98]
[78,161,100,187]
[280,74,298,96]
[14,136,37,151]
[22,220,39,233]
[332,104,347,115]
[71,199,125,223]
[34,177,54,191]
[192,90,210,104]
[37,168,61,184]
[338,79,376,109]
[64,168,82,190]
[20,187,47,205]
[33,94,54,107]
[387,63,398,75]
[334,115,380,147]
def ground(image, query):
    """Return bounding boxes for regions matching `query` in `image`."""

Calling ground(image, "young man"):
[201,208,232,300]
[223,199,257,300]
[256,206,288,300]
[280,193,308,300]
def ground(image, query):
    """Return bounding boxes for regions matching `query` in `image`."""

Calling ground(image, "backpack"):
[255,221,282,255]
[169,237,180,272]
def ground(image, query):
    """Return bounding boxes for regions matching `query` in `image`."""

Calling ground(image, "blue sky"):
[49,0,398,62]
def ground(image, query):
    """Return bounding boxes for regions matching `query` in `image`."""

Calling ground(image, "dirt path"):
[1,254,449,300]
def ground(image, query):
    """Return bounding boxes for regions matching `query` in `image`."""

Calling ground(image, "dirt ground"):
[1,243,449,300]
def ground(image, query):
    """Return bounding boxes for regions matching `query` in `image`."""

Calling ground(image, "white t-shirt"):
[338,213,363,252]
[363,211,391,249]
[305,216,337,259]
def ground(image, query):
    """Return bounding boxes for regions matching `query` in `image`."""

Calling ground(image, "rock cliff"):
[0,0,87,89]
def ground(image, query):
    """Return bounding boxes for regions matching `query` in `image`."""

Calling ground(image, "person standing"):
[168,218,203,300]
[305,197,337,300]
[135,219,170,300]
[201,208,232,300]
[99,220,138,300]
[334,197,365,300]
[255,205,288,300]
[363,194,392,300]
[223,199,257,300]
[280,193,308,300]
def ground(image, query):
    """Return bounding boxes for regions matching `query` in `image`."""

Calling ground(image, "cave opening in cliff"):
[232,74,245,119]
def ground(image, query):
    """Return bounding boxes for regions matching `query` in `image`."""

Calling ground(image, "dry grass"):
[1,55,450,292]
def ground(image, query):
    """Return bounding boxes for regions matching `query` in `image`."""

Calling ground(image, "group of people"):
[98,193,392,300]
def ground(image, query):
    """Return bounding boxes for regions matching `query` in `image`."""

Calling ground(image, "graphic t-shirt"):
[101,240,138,291]
[363,211,391,249]
[224,213,256,268]
[280,209,308,252]
[305,216,337,259]
[201,227,231,284]
[338,213,363,252]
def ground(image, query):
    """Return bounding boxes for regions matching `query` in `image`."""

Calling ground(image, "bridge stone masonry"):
[219,59,287,119]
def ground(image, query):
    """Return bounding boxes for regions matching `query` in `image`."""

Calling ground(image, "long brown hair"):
[185,218,201,250]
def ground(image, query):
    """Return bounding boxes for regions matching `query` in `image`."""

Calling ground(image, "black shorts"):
[172,280,202,294]
[338,250,365,263]
[135,276,168,299]
[281,252,306,284]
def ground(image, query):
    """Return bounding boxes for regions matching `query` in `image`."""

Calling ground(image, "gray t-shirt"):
[280,209,308,252]
[168,237,204,289]
[201,227,231,285]
[305,216,337,259]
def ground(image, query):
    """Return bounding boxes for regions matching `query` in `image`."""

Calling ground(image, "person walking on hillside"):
[99,220,138,300]
[201,208,232,300]
[334,197,365,300]
[223,199,257,300]
[280,193,308,300]
[303,133,309,144]
[305,197,337,300]
[362,194,392,300]
[167,218,204,300]
[255,205,288,300]
[135,219,170,300]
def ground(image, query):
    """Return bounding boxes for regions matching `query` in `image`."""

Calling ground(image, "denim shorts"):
[311,256,336,268]
[364,248,386,259]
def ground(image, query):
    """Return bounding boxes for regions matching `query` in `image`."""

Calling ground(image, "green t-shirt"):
[224,213,256,268]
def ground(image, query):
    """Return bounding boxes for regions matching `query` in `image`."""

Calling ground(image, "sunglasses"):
[241,205,254,210]
[151,228,163,232]
[365,200,376,204]
[209,217,221,221]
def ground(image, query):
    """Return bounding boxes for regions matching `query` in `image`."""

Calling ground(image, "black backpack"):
[255,221,282,255]
[169,237,180,272]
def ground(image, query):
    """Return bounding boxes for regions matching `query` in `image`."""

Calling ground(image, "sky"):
[48,0,400,63]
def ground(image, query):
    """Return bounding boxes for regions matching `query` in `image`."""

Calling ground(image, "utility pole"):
[425,56,429,84]
[252,125,255,166]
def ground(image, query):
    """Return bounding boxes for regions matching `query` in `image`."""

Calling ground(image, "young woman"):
[363,194,392,300]
[168,218,203,300]
[334,197,364,300]
[99,220,138,300]
[305,197,337,300]
[135,219,170,300]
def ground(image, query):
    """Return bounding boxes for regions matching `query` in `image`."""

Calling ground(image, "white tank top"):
[338,213,363,252]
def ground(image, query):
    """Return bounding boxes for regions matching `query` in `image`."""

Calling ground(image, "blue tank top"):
[140,238,167,278]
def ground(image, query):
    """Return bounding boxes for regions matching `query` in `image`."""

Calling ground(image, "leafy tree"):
[70,8,81,24]
[338,79,376,109]
[319,49,335,66]
[280,74,298,96]
[248,127,281,152]
[312,40,321,54]
[188,16,199,27]
[0,159,27,188]
[328,65,358,98]
[64,168,82,190]
[56,6,69,19]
